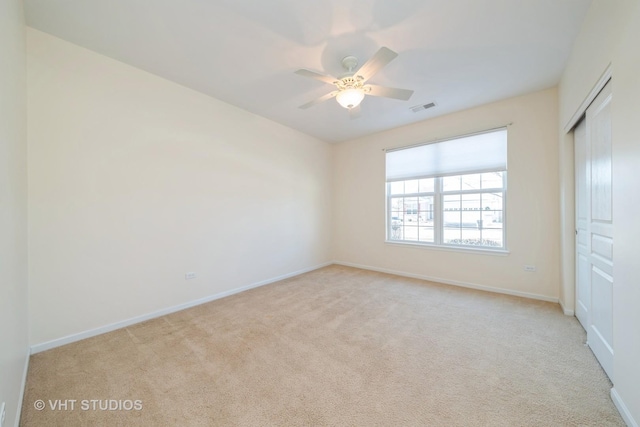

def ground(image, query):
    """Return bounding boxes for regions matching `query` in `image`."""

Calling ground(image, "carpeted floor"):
[20,265,624,426]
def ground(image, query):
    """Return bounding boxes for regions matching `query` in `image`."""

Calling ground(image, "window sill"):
[384,240,510,256]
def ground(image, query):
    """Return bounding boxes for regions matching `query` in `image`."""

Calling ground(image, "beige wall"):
[333,88,560,301]
[559,1,640,424]
[27,29,333,346]
[0,0,29,426]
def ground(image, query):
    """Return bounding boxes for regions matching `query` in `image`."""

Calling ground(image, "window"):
[385,129,507,250]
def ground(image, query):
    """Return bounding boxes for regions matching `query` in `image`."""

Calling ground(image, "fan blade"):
[355,47,398,82]
[295,69,339,85]
[298,91,338,109]
[365,84,414,101]
[349,105,362,120]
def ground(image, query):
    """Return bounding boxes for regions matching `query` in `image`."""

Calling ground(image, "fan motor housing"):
[336,75,364,91]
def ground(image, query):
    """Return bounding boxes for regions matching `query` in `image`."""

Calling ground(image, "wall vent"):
[410,102,436,113]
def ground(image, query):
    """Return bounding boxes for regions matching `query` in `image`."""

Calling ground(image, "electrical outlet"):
[1,401,6,427]
[524,265,537,272]
[185,272,197,280]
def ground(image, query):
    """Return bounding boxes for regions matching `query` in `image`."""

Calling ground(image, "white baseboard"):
[333,261,559,303]
[30,262,332,354]
[611,388,638,427]
[558,299,575,316]
[15,347,30,427]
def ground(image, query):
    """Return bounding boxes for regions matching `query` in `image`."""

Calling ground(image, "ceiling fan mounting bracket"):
[341,55,358,72]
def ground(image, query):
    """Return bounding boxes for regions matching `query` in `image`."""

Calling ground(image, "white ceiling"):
[24,0,591,143]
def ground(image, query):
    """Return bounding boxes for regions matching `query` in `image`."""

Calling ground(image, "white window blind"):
[386,128,507,181]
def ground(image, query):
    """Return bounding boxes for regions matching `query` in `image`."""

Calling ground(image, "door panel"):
[575,80,613,380]
[591,234,613,261]
[591,266,614,345]
[590,265,614,376]
[576,253,590,322]
[590,96,613,222]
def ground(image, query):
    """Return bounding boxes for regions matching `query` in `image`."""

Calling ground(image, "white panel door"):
[575,81,613,380]
[587,81,613,379]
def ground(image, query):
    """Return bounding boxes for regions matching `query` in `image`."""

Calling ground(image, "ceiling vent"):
[410,102,436,113]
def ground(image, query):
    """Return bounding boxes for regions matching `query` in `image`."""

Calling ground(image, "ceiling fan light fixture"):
[296,47,412,114]
[336,88,365,109]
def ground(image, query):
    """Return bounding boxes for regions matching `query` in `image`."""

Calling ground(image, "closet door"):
[575,81,613,380]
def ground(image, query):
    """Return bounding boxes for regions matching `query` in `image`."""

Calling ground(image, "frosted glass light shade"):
[336,88,365,109]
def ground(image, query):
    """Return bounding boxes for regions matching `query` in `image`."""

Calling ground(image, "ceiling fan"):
[295,47,414,118]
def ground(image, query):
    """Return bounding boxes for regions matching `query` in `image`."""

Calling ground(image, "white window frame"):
[385,128,507,252]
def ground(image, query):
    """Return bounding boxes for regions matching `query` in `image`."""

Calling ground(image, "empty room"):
[2,0,639,426]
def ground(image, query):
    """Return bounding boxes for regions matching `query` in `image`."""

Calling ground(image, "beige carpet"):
[20,265,623,426]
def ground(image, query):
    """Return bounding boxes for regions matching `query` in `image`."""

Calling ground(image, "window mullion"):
[434,177,443,244]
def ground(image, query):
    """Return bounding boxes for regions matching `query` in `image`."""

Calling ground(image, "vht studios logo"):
[34,399,143,411]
